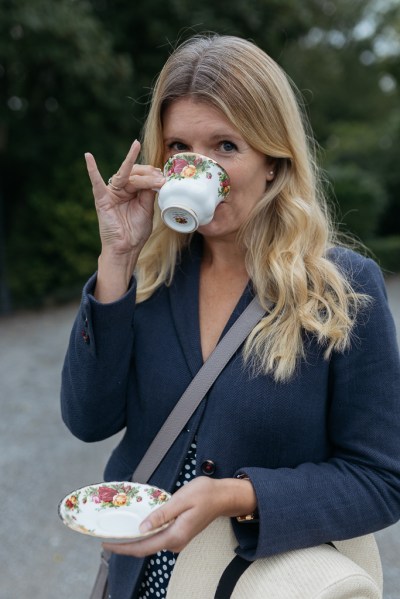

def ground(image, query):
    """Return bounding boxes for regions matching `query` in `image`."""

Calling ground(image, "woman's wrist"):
[214,477,258,520]
[94,251,139,303]
[234,474,259,522]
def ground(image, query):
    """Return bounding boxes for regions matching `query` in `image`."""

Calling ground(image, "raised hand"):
[85,140,165,256]
[84,140,165,302]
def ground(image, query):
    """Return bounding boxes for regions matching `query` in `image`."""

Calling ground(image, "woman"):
[61,35,400,599]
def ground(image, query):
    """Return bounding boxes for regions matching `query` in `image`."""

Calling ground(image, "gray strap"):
[89,550,111,599]
[132,295,266,484]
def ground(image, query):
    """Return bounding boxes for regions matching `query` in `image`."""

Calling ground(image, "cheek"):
[229,168,267,203]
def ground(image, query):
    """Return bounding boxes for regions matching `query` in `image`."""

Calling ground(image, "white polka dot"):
[139,444,197,597]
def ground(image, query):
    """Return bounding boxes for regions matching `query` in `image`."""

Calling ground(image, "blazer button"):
[201,460,216,476]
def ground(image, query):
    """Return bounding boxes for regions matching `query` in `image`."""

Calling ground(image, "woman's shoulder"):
[327,245,373,269]
[326,245,386,297]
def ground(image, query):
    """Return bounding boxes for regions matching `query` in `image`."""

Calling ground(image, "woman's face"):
[162,97,274,240]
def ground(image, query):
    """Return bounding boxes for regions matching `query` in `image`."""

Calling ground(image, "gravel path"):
[1,276,399,599]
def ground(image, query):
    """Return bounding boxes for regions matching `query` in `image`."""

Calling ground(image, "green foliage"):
[1,0,400,309]
[327,163,386,239]
[279,0,400,246]
[0,0,135,307]
[7,159,100,305]
[321,121,389,240]
[366,236,400,275]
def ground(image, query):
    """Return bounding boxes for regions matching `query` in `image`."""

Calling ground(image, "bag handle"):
[132,295,267,484]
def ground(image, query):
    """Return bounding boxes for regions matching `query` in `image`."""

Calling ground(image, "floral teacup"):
[158,152,231,233]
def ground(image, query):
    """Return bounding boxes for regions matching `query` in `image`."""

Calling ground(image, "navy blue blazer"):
[61,241,400,599]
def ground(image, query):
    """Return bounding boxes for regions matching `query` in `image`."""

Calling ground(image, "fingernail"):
[139,520,153,533]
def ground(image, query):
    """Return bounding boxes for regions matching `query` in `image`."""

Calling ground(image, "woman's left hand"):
[102,476,256,557]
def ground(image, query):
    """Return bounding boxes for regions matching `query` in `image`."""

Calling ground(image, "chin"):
[197,220,237,240]
[197,204,241,238]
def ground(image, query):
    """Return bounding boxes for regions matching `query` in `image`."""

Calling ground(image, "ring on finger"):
[108,177,121,191]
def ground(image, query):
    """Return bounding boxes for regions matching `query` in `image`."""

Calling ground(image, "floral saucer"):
[58,481,171,543]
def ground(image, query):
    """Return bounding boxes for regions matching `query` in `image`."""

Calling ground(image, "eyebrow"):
[163,131,243,143]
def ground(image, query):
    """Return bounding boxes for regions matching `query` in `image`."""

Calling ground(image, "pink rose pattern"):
[63,483,169,513]
[165,154,231,198]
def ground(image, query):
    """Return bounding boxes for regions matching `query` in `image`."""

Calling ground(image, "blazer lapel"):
[168,236,204,377]
[218,281,256,341]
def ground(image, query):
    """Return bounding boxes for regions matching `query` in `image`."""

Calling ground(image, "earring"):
[269,170,274,175]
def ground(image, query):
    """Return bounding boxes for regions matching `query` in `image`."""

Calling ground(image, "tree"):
[279,0,400,254]
[0,0,133,308]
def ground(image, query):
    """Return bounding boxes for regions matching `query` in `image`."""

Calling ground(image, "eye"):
[219,140,237,153]
[168,141,189,152]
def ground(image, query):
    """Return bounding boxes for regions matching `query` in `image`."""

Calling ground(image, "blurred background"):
[1,0,400,312]
[1,0,400,597]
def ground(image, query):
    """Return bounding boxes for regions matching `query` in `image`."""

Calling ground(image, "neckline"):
[168,235,255,373]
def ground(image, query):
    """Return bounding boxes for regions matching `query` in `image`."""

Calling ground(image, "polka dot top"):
[136,439,197,599]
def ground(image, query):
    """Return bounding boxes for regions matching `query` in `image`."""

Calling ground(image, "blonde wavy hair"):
[137,34,367,382]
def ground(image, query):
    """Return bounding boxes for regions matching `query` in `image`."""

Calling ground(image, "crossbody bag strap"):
[132,295,267,484]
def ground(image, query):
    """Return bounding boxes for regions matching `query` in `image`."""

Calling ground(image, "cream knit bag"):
[166,517,383,599]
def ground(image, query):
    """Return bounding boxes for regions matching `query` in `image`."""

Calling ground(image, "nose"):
[191,146,208,158]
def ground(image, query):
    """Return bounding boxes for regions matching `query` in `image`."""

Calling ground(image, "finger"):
[130,164,163,177]
[126,173,165,194]
[102,520,175,557]
[85,153,107,196]
[102,512,194,557]
[139,491,189,536]
[140,507,170,534]
[110,140,141,188]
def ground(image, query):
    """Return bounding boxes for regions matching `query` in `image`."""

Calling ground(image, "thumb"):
[139,501,178,534]
[85,152,107,197]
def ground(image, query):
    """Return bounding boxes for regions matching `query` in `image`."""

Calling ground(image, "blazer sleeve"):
[233,256,400,559]
[60,273,137,442]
